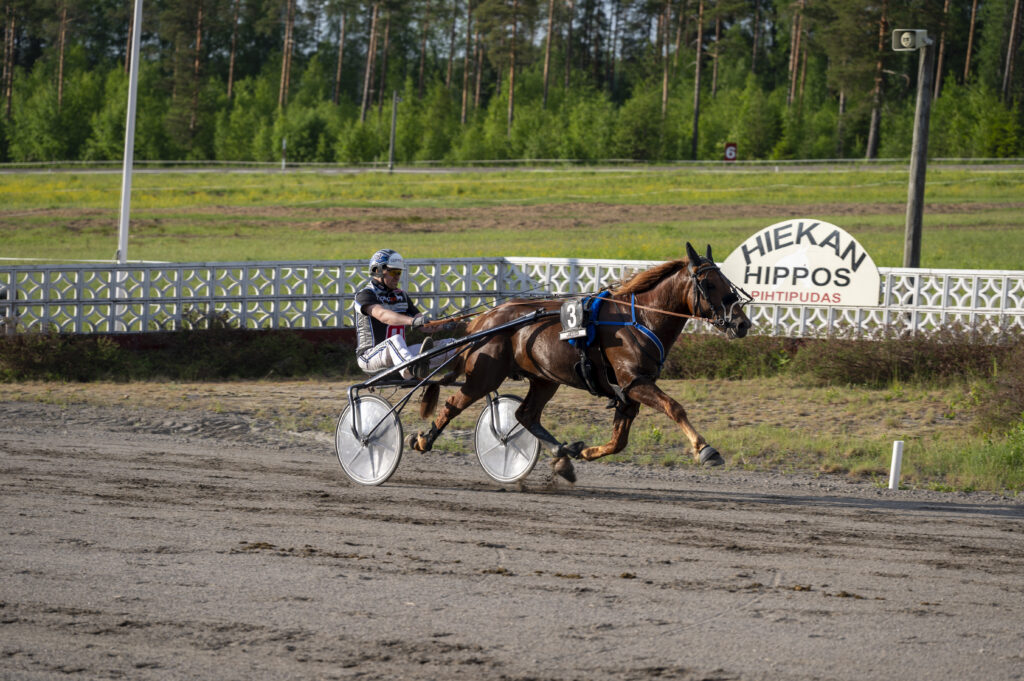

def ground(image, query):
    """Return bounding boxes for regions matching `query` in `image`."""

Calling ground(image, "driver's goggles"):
[384,267,403,277]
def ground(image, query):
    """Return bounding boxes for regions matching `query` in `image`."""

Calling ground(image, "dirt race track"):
[2,398,1023,681]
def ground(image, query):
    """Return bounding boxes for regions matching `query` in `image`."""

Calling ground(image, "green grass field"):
[2,166,1023,268]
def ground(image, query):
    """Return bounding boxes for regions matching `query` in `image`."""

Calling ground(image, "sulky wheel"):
[474,394,540,484]
[335,394,403,486]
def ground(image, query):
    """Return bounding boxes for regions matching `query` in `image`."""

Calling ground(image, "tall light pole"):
[113,0,143,331]
[117,0,143,264]
[893,29,934,268]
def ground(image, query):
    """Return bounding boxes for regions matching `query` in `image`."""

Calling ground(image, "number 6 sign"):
[724,142,737,162]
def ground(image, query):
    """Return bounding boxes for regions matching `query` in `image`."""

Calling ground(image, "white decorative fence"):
[1,257,1022,338]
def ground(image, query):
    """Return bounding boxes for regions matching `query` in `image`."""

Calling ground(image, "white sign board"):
[721,219,880,306]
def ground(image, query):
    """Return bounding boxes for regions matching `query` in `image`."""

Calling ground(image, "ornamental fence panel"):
[2,258,1022,339]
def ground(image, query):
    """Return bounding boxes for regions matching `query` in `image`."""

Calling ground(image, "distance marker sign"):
[720,219,881,306]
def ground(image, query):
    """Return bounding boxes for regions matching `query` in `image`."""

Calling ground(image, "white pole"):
[117,0,143,265]
[889,440,904,490]
[114,0,142,332]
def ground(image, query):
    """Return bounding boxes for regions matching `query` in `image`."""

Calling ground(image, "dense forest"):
[2,0,1023,164]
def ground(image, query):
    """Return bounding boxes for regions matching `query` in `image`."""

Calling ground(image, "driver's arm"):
[365,304,415,327]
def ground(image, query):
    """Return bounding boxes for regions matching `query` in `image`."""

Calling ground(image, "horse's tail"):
[419,383,442,419]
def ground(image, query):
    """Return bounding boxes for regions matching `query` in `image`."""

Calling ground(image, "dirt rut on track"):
[2,400,1022,681]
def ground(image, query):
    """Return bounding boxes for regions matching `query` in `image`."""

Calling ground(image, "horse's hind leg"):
[514,379,581,482]
[579,401,640,461]
[626,379,724,467]
[410,383,489,452]
[409,351,506,453]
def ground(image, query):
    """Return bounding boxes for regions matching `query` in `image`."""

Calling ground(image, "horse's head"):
[684,242,752,339]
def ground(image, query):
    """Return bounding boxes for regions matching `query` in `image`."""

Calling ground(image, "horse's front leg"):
[579,401,640,461]
[625,379,724,467]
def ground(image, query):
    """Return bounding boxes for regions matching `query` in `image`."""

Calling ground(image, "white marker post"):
[889,440,904,490]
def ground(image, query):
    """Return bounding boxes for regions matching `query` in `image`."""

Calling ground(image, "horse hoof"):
[409,432,429,452]
[559,441,585,460]
[699,445,724,467]
[551,456,577,483]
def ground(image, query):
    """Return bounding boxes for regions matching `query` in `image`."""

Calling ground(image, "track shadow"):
[384,473,1024,521]
[581,485,1024,520]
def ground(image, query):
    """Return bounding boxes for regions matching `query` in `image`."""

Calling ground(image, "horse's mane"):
[612,259,687,296]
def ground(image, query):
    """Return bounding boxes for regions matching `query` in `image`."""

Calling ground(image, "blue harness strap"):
[570,290,665,369]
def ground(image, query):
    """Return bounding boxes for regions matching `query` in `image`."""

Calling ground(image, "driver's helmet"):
[369,249,405,276]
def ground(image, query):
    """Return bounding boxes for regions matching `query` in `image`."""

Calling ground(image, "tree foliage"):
[2,0,1023,163]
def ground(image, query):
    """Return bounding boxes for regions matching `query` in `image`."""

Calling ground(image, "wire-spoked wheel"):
[335,394,403,486]
[474,394,540,484]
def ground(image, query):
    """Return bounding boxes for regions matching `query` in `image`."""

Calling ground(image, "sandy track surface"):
[2,399,1023,681]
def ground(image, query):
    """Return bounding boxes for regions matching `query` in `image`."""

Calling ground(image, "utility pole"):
[893,29,934,268]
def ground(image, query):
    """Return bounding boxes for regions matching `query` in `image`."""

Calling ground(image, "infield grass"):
[2,166,1023,269]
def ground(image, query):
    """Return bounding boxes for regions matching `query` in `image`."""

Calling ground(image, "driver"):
[354,249,454,379]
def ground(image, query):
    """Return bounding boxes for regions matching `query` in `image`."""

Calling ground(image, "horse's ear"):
[685,242,700,264]
[706,245,713,262]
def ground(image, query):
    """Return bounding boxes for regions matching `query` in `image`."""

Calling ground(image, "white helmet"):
[369,249,405,276]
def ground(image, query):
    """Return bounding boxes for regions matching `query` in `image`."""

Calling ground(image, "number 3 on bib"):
[558,299,588,340]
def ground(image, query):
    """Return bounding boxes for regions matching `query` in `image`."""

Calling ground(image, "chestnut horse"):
[410,242,752,483]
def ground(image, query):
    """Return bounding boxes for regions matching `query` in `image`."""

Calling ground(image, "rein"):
[430,286,716,327]
[599,296,709,323]
[430,258,750,329]
[426,283,573,326]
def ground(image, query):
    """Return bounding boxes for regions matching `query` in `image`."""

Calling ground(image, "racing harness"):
[559,290,665,408]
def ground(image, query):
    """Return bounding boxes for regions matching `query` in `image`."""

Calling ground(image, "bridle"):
[688,259,752,332]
